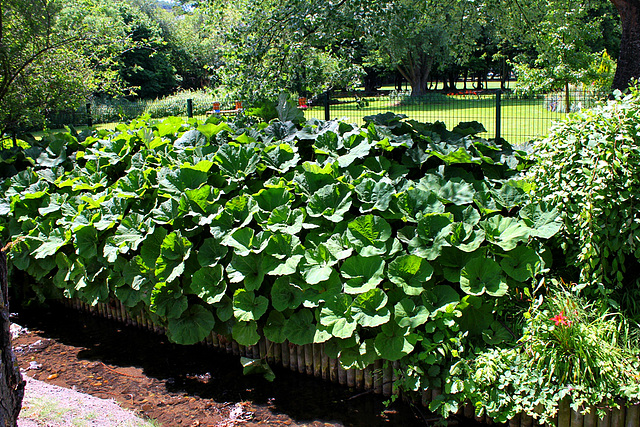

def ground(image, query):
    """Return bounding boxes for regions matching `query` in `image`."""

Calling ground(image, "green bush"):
[455,283,640,424]
[528,85,640,315]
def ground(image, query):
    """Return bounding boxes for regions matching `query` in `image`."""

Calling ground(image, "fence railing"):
[307,89,603,146]
[45,89,603,146]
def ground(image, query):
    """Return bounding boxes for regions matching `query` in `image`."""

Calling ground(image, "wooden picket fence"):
[62,298,640,427]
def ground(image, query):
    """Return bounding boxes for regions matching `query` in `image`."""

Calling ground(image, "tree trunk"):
[0,244,24,426]
[611,0,640,90]
[397,56,433,97]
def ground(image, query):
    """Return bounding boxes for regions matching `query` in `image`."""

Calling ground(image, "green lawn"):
[16,90,578,147]
[304,94,572,146]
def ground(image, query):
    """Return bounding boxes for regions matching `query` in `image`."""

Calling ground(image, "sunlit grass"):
[305,94,570,146]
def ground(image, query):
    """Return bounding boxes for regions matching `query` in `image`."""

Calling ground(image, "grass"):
[20,395,160,427]
[9,85,586,147]
[304,93,573,146]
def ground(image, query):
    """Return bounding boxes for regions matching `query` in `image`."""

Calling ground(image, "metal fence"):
[45,89,603,146]
[307,89,603,146]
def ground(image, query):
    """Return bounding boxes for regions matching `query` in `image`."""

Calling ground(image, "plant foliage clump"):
[528,85,640,315]
[456,284,640,425]
[0,112,559,403]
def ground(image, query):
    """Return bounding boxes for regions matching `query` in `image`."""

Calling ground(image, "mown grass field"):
[305,94,573,146]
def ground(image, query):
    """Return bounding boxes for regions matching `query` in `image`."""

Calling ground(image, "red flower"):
[551,311,571,326]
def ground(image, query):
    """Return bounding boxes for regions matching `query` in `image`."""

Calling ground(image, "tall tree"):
[610,0,640,89]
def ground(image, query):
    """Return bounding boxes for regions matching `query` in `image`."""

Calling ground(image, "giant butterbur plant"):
[0,112,560,394]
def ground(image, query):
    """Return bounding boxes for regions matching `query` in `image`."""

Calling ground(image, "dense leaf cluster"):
[528,86,640,316]
[1,113,560,385]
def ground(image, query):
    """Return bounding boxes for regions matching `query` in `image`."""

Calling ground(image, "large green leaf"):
[197,237,228,267]
[437,178,476,205]
[167,305,215,345]
[340,255,385,294]
[284,310,316,345]
[387,255,433,295]
[74,225,98,259]
[394,298,429,329]
[233,289,269,322]
[263,310,287,343]
[345,215,392,257]
[30,227,69,259]
[319,294,357,339]
[500,246,542,282]
[460,257,508,297]
[214,143,261,182]
[155,231,192,283]
[271,276,303,311]
[519,202,562,239]
[445,222,485,253]
[354,177,394,213]
[232,321,261,346]
[374,321,417,361]
[352,288,390,328]
[226,253,269,291]
[253,187,293,213]
[262,143,300,173]
[265,206,305,234]
[410,213,453,260]
[150,282,188,319]
[158,166,209,198]
[109,213,154,255]
[422,285,460,316]
[481,216,531,251]
[223,228,271,256]
[186,265,226,304]
[300,244,339,285]
[396,188,445,221]
[306,183,352,222]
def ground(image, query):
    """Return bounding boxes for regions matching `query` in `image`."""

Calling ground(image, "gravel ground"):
[18,374,155,427]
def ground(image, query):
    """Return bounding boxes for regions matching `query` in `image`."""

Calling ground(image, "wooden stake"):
[611,404,625,427]
[355,368,364,390]
[364,365,373,392]
[313,344,322,378]
[281,342,290,368]
[338,363,346,386]
[571,406,585,427]
[289,343,298,372]
[304,345,313,376]
[329,358,338,383]
[382,362,392,396]
[625,404,639,427]
[296,344,305,374]
[596,408,611,427]
[558,398,571,427]
[347,368,355,388]
[265,339,274,364]
[321,347,329,381]
[373,360,383,394]
[521,413,534,427]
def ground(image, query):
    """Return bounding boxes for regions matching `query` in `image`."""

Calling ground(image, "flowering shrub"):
[452,284,640,424]
[528,84,640,317]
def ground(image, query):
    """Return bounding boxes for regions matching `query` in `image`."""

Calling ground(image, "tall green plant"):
[453,283,640,424]
[528,85,640,316]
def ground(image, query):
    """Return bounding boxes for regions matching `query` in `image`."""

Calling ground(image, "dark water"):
[15,305,486,427]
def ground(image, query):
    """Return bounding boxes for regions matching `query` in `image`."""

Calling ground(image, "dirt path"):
[19,375,154,427]
[10,306,431,427]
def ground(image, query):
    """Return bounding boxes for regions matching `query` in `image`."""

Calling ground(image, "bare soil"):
[10,305,441,427]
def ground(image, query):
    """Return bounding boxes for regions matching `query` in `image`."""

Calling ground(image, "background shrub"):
[528,85,640,318]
